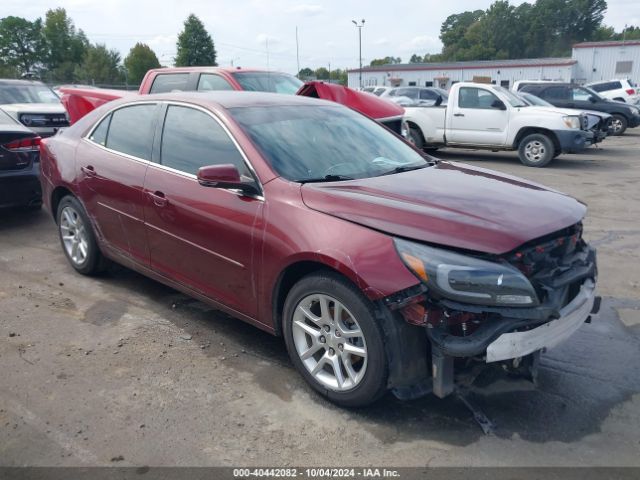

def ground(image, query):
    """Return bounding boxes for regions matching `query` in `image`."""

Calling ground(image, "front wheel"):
[518,133,554,167]
[282,272,388,407]
[610,114,628,136]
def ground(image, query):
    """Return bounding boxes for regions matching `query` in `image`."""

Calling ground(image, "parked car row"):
[381,83,607,167]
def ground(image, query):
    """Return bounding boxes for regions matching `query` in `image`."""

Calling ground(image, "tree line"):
[370,0,639,66]
[0,9,217,86]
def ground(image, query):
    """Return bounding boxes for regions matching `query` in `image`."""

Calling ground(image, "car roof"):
[113,90,335,110]
[145,67,292,75]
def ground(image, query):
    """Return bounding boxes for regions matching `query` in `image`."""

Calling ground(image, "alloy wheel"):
[291,294,368,391]
[59,205,89,266]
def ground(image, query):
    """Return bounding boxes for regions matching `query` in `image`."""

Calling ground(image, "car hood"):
[300,162,586,255]
[0,103,66,114]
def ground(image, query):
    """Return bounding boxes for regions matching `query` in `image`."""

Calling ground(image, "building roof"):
[348,57,576,73]
[573,40,640,48]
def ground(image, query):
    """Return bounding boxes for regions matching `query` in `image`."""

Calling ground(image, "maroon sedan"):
[41,92,599,406]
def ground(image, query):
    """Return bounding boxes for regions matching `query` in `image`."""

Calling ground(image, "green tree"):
[409,54,423,63]
[315,67,329,80]
[42,8,88,81]
[124,43,161,84]
[297,67,314,79]
[369,56,401,66]
[175,14,217,66]
[75,44,123,85]
[0,16,45,75]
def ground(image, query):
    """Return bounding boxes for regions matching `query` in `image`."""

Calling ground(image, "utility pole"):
[352,19,365,89]
[328,62,331,83]
[296,26,300,78]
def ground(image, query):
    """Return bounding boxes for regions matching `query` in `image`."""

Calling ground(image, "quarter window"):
[105,104,157,160]
[160,105,249,176]
[149,73,190,93]
[197,74,234,91]
[89,114,111,146]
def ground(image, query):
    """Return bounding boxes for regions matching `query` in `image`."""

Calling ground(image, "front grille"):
[19,113,69,128]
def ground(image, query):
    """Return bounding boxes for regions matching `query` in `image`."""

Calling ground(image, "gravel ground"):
[1,132,639,467]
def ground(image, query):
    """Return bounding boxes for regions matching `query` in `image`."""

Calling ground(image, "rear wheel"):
[282,272,388,407]
[56,196,106,275]
[408,126,425,150]
[518,133,554,167]
[610,114,628,136]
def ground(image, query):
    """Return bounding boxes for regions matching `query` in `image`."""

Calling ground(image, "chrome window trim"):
[82,99,265,201]
[160,100,265,199]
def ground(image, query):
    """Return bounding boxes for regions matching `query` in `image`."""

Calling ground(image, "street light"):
[352,19,365,89]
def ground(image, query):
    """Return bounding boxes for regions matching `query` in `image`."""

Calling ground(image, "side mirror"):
[434,95,443,106]
[197,164,259,196]
[589,96,598,103]
[491,99,507,110]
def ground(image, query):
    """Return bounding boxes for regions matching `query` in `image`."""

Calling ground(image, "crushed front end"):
[388,223,600,398]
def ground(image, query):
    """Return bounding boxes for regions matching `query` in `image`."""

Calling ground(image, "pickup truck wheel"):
[282,272,388,407]
[610,114,628,136]
[408,127,425,150]
[56,196,107,275]
[518,133,554,167]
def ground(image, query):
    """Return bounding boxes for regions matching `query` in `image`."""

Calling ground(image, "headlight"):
[562,115,581,129]
[394,238,539,307]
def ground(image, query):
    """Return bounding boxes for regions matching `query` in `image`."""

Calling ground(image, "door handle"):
[81,165,96,177]
[148,190,168,207]
[453,113,465,117]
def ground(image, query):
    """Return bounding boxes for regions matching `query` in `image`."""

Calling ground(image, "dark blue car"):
[0,109,42,210]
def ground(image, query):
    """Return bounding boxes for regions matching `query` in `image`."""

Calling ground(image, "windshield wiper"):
[297,174,355,184]
[375,164,428,177]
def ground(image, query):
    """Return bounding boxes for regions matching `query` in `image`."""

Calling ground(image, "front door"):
[143,104,264,319]
[446,86,509,145]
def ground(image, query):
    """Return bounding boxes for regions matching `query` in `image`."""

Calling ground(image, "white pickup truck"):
[403,82,595,167]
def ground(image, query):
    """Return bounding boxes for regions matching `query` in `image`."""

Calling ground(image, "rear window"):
[0,83,60,104]
[149,73,190,93]
[105,104,157,160]
[230,72,303,95]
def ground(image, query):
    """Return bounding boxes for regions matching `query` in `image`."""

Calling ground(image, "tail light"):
[2,136,41,151]
[626,89,635,95]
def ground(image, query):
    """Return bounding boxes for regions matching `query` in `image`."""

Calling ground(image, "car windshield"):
[0,84,60,104]
[519,92,554,107]
[491,85,528,107]
[230,105,429,182]
[231,72,303,95]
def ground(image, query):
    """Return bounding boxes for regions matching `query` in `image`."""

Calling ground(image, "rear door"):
[77,103,159,264]
[142,103,264,319]
[446,86,510,145]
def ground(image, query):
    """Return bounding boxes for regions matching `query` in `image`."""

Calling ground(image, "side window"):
[458,87,499,109]
[197,74,234,91]
[89,114,111,146]
[106,104,157,160]
[543,86,568,100]
[571,88,592,101]
[149,73,190,93]
[419,89,436,100]
[160,105,250,177]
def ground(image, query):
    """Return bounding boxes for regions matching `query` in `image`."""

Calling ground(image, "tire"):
[610,114,628,136]
[56,195,107,275]
[518,133,555,167]
[408,127,425,150]
[282,271,388,407]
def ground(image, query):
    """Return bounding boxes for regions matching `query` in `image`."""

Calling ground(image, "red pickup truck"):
[59,67,405,133]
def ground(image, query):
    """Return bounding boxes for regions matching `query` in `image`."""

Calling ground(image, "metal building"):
[571,40,640,83]
[347,40,640,89]
[347,58,576,90]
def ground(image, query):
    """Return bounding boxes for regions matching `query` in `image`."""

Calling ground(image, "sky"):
[4,0,640,74]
